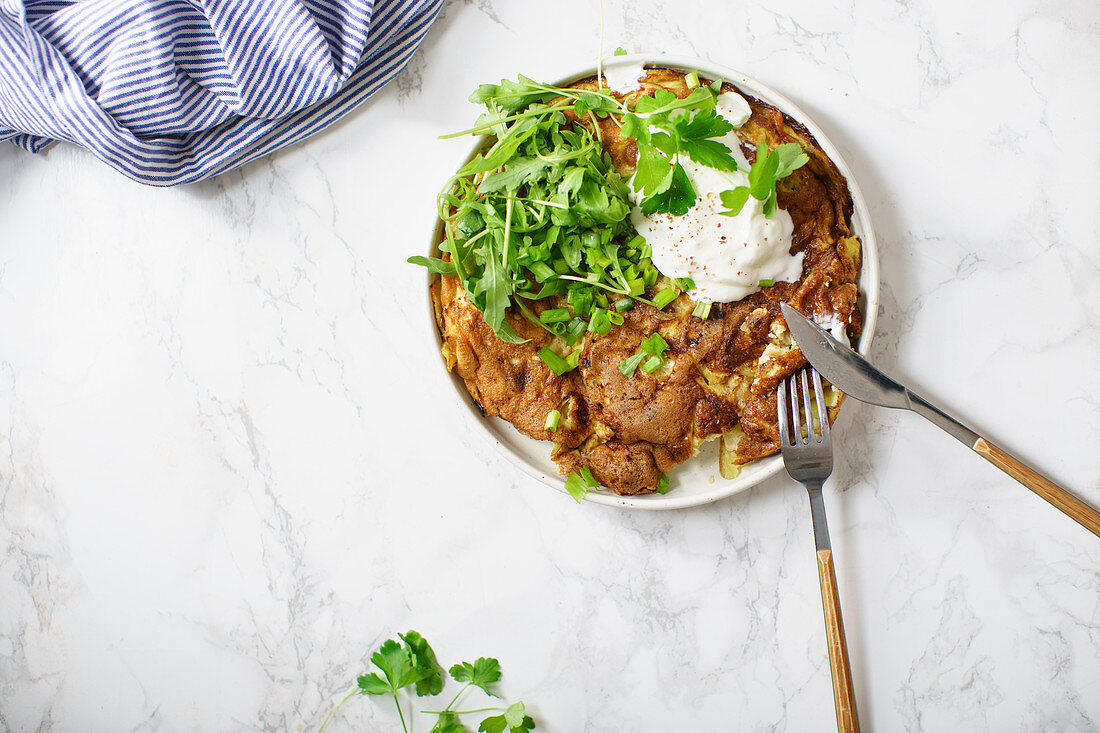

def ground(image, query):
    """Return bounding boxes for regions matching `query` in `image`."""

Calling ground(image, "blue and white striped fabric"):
[0,0,443,186]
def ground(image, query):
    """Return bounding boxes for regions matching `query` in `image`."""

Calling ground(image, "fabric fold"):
[0,0,443,185]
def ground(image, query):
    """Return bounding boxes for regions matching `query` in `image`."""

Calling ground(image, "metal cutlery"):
[778,368,861,733]
[780,303,1100,539]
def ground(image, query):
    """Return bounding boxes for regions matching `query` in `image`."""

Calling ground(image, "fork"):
[778,368,861,733]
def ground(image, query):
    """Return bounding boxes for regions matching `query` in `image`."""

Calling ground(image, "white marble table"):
[2,0,1098,730]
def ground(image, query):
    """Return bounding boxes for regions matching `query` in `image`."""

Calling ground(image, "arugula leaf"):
[407,255,456,276]
[468,76,552,113]
[427,76,641,344]
[478,157,551,194]
[634,87,713,116]
[619,351,645,377]
[400,630,446,697]
[450,657,502,696]
[479,702,535,733]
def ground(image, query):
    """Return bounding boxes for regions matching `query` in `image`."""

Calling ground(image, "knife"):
[780,302,1100,539]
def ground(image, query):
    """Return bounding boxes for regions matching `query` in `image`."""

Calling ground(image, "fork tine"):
[789,374,802,446]
[799,369,812,444]
[777,379,790,446]
[811,369,829,440]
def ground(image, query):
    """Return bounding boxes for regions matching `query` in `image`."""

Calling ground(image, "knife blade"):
[780,302,1100,539]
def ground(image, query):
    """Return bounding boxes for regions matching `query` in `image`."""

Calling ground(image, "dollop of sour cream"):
[630,91,804,303]
[602,62,646,94]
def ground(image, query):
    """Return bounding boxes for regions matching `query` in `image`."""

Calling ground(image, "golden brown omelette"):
[431,68,862,495]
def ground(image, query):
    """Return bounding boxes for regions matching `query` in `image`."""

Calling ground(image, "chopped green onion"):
[538,347,574,375]
[607,310,625,326]
[685,71,700,89]
[565,349,581,369]
[529,262,556,281]
[619,352,646,377]
[656,473,670,494]
[652,288,678,310]
[565,317,587,345]
[568,288,593,317]
[692,301,712,320]
[640,333,669,357]
[564,466,599,503]
[539,307,570,324]
[588,308,613,335]
[614,297,634,312]
[675,277,696,291]
[642,355,663,374]
[544,409,561,431]
[758,279,775,287]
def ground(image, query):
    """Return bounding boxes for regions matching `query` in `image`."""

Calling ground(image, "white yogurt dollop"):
[630,91,803,303]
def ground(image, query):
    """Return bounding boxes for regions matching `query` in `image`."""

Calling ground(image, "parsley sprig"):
[719,142,809,218]
[620,82,740,216]
[319,631,536,733]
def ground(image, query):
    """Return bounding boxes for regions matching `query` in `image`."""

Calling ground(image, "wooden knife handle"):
[973,438,1100,539]
[816,549,860,733]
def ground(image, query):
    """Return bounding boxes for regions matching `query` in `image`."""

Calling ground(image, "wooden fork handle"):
[973,438,1100,539]
[816,549,860,733]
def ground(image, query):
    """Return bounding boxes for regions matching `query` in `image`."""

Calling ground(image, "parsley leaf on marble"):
[359,638,423,696]
[322,632,538,733]
[450,657,503,696]
[720,142,808,219]
[401,630,446,697]
[431,711,470,733]
[479,702,536,733]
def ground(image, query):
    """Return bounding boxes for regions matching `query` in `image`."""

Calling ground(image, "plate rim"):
[423,53,880,510]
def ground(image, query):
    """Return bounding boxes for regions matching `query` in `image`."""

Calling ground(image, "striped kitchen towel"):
[0,0,444,186]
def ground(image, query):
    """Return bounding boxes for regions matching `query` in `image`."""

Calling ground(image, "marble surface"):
[2,0,1099,730]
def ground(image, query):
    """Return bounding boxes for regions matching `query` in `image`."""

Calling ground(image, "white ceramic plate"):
[424,54,879,510]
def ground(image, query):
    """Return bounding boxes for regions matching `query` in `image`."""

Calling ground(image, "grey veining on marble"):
[1,0,1098,731]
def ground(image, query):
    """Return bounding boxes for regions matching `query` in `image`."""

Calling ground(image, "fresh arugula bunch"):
[319,631,536,733]
[411,76,662,354]
[619,81,739,216]
[719,142,809,219]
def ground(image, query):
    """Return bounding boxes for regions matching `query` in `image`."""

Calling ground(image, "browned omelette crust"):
[433,68,862,495]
